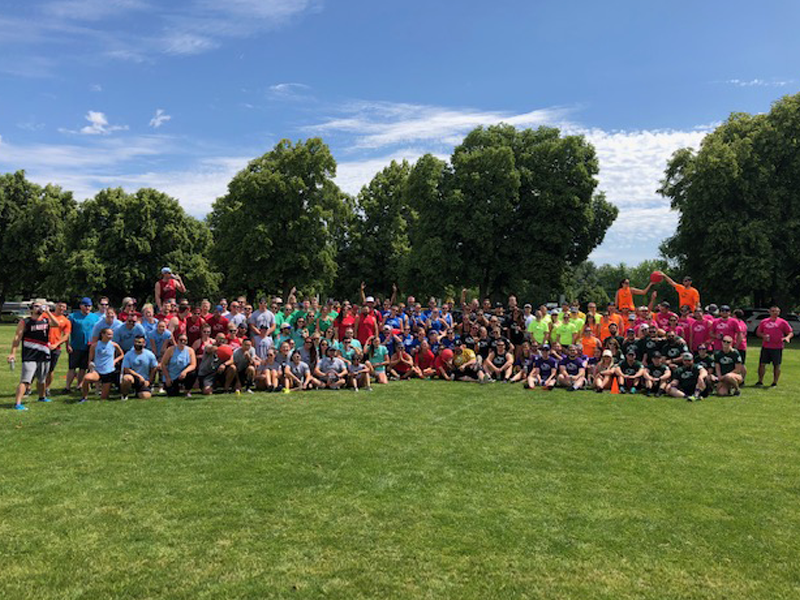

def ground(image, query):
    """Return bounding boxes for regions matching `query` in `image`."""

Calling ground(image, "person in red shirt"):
[335,302,357,340]
[169,301,190,337]
[354,305,378,347]
[207,304,229,337]
[155,267,186,312]
[185,306,205,347]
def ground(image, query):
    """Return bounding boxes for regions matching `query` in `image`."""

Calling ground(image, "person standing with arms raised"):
[154,267,186,313]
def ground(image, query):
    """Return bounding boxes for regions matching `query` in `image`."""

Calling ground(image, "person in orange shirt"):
[46,301,72,395]
[580,325,601,359]
[599,303,625,340]
[659,272,701,312]
[615,278,653,317]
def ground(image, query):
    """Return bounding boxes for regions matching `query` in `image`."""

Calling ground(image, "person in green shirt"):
[366,336,389,384]
[527,310,550,345]
[315,305,335,337]
[274,304,294,339]
[551,313,579,347]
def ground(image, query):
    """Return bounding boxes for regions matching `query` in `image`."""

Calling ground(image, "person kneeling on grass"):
[615,348,644,394]
[414,340,436,378]
[451,340,487,383]
[527,344,558,390]
[315,346,348,389]
[81,327,124,402]
[366,336,390,384]
[229,338,258,395]
[667,352,707,402]
[557,344,587,391]
[161,334,197,398]
[196,342,226,395]
[120,334,158,400]
[484,340,513,382]
[715,336,744,396]
[348,353,372,392]
[643,351,671,397]
[389,345,416,380]
[592,349,617,393]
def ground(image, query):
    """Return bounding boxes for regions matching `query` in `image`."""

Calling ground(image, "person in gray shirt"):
[315,346,347,389]
[248,297,275,337]
[229,338,257,393]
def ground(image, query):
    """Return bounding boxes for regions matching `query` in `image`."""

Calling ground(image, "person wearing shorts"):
[668,352,707,401]
[80,327,124,402]
[66,297,100,393]
[45,301,71,394]
[755,306,793,387]
[7,299,59,410]
[120,335,158,399]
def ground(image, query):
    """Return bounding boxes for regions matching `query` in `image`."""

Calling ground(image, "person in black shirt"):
[668,352,707,401]
[603,322,625,352]
[714,337,744,396]
[693,344,716,395]
[636,325,663,364]
[661,331,689,367]
[615,348,644,394]
[643,352,671,397]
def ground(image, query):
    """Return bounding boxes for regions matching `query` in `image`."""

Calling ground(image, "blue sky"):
[1,0,798,264]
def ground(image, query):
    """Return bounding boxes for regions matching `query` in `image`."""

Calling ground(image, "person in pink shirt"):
[710,305,741,351]
[756,306,794,387]
[689,308,712,352]
[655,302,678,330]
[664,314,687,339]
[732,308,749,382]
[677,305,695,329]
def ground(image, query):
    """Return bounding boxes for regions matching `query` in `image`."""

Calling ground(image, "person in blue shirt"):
[147,319,173,361]
[66,297,101,393]
[114,312,147,352]
[91,307,123,343]
[120,335,158,399]
[80,327,123,402]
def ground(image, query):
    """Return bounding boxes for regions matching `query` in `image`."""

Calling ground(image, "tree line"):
[3,91,800,310]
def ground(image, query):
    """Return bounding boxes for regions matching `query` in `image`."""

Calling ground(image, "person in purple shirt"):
[526,345,558,390]
[557,345,587,391]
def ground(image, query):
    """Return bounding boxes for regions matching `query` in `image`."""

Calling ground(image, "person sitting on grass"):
[451,340,486,383]
[615,348,644,394]
[484,339,513,382]
[366,335,390,384]
[286,350,318,391]
[592,349,618,393]
[348,353,372,392]
[413,340,436,378]
[433,348,454,380]
[527,344,558,390]
[557,344,587,391]
[667,352,707,402]
[715,336,744,396]
[160,333,197,398]
[388,345,415,380]
[120,334,158,400]
[81,327,124,402]
[255,349,282,392]
[693,344,716,395]
[643,351,671,397]
[315,345,348,390]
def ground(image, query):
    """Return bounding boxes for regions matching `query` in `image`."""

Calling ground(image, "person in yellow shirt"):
[451,341,486,382]
[527,309,550,345]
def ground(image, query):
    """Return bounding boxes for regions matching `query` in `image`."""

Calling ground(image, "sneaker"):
[353,387,359,393]
[366,386,373,391]
[158,387,166,395]
[630,387,637,394]
[246,389,254,394]
[235,390,241,397]
[14,404,28,411]
[771,382,778,387]
[38,397,52,403]
[645,390,652,397]
[754,381,763,387]
[185,392,192,398]
[120,395,128,402]
[62,387,72,395]
[620,387,628,394]
[78,398,88,403]
[733,389,741,396]
[595,388,603,394]
[283,387,291,394]
[687,395,696,402]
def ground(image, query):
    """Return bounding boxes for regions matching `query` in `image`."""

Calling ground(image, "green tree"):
[59,187,220,304]
[335,160,411,299]
[0,171,76,307]
[416,124,618,299]
[208,139,351,299]
[660,92,800,308]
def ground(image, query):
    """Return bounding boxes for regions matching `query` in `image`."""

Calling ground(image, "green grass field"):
[2,324,800,599]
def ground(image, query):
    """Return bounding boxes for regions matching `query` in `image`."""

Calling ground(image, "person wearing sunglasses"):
[715,337,744,396]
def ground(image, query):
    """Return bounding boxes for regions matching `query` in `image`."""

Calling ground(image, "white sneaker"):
[246,389,254,394]
[120,395,128,401]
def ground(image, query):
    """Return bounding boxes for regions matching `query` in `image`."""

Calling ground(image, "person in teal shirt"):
[366,336,389,384]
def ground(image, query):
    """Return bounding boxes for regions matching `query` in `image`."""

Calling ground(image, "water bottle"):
[9,358,15,371]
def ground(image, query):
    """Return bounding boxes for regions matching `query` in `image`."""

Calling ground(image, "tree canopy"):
[660,92,800,308]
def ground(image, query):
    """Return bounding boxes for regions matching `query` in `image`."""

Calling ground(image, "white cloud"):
[66,110,128,135]
[90,83,103,92]
[307,100,573,149]
[268,82,313,100]
[723,78,794,88]
[17,120,46,132]
[149,108,172,129]
[162,32,219,56]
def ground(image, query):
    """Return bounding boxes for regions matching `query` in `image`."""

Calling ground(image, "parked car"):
[0,300,55,323]
[746,312,800,335]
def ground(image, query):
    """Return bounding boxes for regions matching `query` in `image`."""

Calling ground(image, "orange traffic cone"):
[610,377,620,395]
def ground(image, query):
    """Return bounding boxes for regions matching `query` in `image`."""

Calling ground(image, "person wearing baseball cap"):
[667,352,707,401]
[7,299,60,409]
[643,351,671,397]
[614,348,644,394]
[155,267,186,312]
[592,349,617,393]
[65,297,101,394]
[658,272,701,312]
[207,304,230,337]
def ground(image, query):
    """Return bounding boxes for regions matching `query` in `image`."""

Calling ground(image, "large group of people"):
[6,269,794,410]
